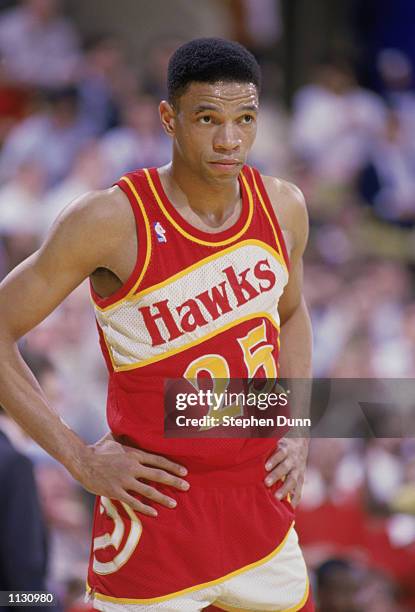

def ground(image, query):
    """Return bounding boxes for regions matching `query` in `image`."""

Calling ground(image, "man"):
[0,38,313,610]
[0,407,48,600]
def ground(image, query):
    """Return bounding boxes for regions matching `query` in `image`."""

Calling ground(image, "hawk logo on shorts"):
[154,221,167,243]
[93,497,142,575]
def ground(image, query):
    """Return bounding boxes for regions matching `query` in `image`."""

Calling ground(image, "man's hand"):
[264,437,309,507]
[76,436,190,518]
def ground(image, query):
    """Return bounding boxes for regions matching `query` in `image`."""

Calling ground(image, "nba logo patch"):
[154,221,167,243]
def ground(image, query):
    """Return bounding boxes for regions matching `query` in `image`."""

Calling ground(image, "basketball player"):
[0,39,313,610]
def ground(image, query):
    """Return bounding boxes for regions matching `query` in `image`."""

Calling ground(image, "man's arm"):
[0,189,189,517]
[276,180,312,380]
[262,177,313,506]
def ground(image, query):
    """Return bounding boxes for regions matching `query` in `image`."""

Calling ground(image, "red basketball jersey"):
[87,166,296,600]
[90,165,290,467]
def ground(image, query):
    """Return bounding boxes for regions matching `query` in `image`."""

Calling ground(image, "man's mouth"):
[209,160,241,166]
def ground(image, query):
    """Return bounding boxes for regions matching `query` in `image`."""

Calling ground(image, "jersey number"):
[183,321,277,428]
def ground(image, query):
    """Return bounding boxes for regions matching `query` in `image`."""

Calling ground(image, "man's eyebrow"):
[193,103,258,113]
[193,104,219,113]
[239,104,258,112]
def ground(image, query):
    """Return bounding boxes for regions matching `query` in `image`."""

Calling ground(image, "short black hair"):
[167,37,261,105]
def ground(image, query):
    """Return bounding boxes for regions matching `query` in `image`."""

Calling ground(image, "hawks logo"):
[93,497,142,575]
[93,241,288,370]
[139,258,276,346]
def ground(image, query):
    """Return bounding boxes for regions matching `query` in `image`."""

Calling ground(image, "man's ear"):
[159,100,176,136]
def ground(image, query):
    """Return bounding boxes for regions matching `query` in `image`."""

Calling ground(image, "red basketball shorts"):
[86,457,313,611]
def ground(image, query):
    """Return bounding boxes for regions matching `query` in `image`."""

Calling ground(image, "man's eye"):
[241,115,254,124]
[199,116,212,124]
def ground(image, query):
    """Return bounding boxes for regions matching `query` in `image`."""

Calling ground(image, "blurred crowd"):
[0,1,414,610]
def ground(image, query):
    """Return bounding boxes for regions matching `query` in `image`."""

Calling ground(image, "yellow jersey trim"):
[144,168,254,247]
[95,239,286,371]
[92,175,152,313]
[134,238,284,303]
[87,521,294,604]
[283,577,310,612]
[249,168,288,273]
[94,238,285,314]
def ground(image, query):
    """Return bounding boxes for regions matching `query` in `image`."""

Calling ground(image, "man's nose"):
[213,122,241,152]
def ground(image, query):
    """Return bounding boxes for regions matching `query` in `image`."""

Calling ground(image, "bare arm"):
[0,189,189,516]
[277,181,312,379]
[0,192,109,474]
[262,178,313,505]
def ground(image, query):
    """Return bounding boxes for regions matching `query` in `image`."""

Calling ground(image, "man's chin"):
[206,162,242,180]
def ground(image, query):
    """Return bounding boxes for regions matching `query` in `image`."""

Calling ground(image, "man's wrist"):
[61,434,91,484]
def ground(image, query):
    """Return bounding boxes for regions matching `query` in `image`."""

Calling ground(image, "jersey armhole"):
[89,175,152,310]
[250,167,290,270]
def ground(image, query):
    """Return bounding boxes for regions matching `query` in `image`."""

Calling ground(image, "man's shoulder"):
[54,185,133,243]
[260,175,306,213]
[259,174,308,257]
[63,185,128,219]
[39,184,136,275]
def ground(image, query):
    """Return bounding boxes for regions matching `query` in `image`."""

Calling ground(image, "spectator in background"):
[13,349,92,602]
[0,0,80,88]
[297,438,415,610]
[316,558,403,612]
[291,58,385,184]
[377,48,415,143]
[353,0,415,92]
[0,54,29,145]
[35,462,91,598]
[141,39,183,101]
[39,141,109,234]
[228,0,282,99]
[229,0,282,57]
[377,301,415,376]
[365,439,406,513]
[0,157,45,236]
[315,558,364,612]
[76,33,136,137]
[0,406,49,595]
[392,458,415,516]
[0,87,90,186]
[309,268,374,377]
[249,94,289,177]
[100,93,170,182]
[355,570,402,612]
[358,110,415,226]
[0,158,45,269]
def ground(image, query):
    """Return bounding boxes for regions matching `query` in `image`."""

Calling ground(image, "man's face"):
[161,81,259,182]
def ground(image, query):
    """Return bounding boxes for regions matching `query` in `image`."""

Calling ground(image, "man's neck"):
[160,160,241,227]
